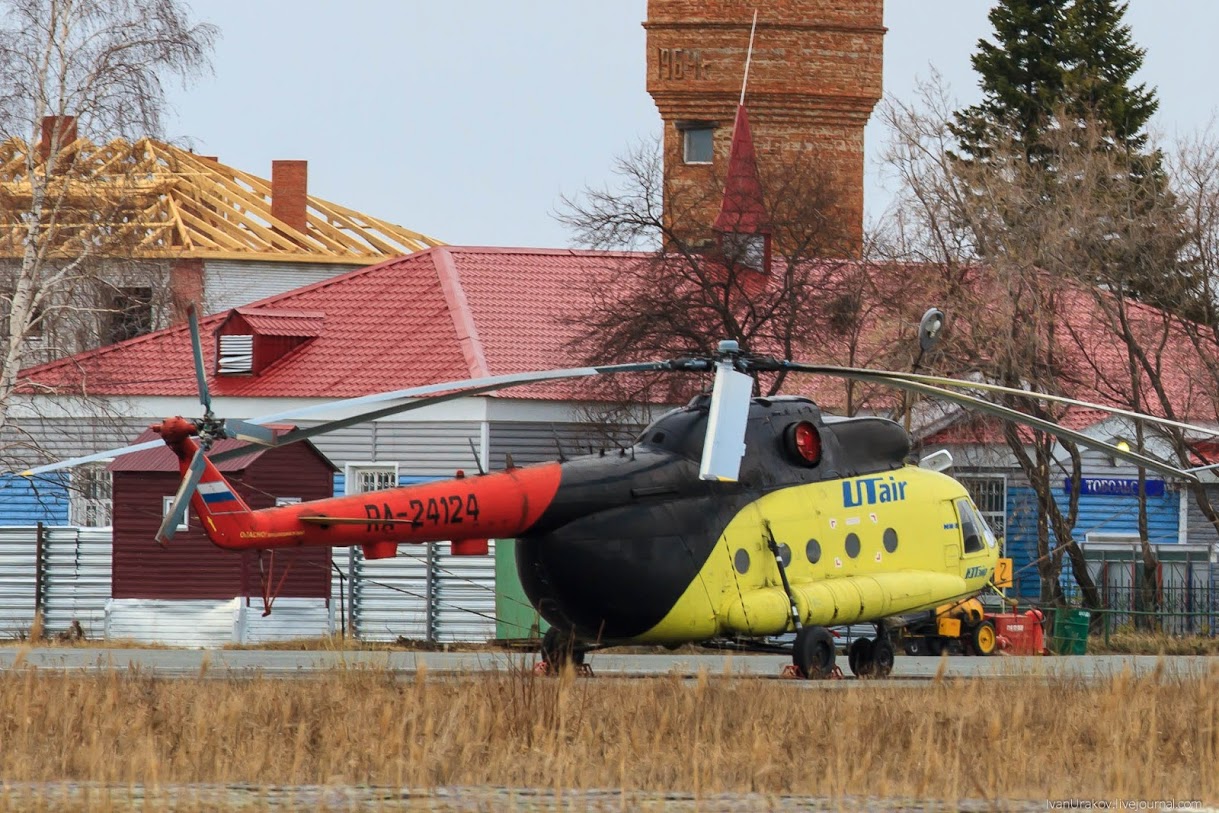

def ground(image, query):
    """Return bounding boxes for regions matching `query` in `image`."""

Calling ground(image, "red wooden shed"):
[108,428,337,604]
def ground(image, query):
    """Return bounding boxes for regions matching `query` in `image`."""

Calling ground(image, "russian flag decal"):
[198,481,241,507]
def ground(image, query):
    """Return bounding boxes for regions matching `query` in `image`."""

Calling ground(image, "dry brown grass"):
[1092,631,1219,656]
[0,664,1214,804]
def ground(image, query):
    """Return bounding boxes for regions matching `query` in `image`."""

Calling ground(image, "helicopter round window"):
[776,543,791,567]
[883,528,899,554]
[805,539,821,564]
[734,548,750,574]
[845,533,861,559]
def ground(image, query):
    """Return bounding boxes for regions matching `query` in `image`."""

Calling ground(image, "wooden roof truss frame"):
[0,136,442,264]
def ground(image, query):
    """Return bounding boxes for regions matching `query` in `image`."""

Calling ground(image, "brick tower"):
[645,1,884,255]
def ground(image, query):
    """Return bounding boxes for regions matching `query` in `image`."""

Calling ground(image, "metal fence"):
[1087,553,1218,635]
[349,541,497,643]
[0,524,110,639]
[1036,543,1219,636]
[0,525,499,646]
[1091,583,1219,636]
[0,527,38,637]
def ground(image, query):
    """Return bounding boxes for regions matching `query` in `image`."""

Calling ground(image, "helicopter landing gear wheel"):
[968,620,997,656]
[792,626,837,679]
[870,636,895,677]
[538,626,587,675]
[847,637,875,678]
[903,637,926,656]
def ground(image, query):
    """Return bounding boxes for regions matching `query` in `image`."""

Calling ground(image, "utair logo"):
[842,475,908,508]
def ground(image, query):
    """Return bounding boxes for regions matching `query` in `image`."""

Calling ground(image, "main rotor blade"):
[155,447,206,545]
[246,361,695,426]
[857,368,1219,439]
[17,440,165,477]
[770,361,1199,482]
[208,360,698,463]
[18,359,710,475]
[187,305,212,416]
[222,419,278,446]
[699,358,752,481]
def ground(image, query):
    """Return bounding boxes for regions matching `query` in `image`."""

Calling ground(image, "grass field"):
[0,662,1214,807]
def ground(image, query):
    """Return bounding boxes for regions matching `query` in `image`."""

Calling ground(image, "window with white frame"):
[345,463,398,495]
[722,232,767,271]
[70,464,112,527]
[957,475,1007,541]
[161,495,188,532]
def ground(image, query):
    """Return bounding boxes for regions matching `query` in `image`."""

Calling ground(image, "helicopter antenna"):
[740,9,758,105]
[466,437,486,476]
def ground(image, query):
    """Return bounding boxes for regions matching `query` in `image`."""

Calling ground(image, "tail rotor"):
[155,446,206,545]
[157,306,275,543]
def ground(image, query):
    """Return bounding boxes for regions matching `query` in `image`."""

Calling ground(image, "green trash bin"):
[1052,608,1091,655]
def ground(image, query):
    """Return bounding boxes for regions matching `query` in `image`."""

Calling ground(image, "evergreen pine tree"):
[951,0,1068,164]
[952,0,1158,168]
[1061,0,1158,154]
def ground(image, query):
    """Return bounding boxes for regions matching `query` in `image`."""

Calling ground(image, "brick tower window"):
[679,122,715,164]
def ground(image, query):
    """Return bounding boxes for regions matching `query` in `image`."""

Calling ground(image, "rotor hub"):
[152,416,199,445]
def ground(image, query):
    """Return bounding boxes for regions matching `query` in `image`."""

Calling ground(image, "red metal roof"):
[924,283,1218,444]
[21,247,649,402]
[108,425,335,473]
[229,309,325,337]
[20,248,1217,437]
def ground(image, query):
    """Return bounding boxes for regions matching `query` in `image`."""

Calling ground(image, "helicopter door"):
[941,499,960,569]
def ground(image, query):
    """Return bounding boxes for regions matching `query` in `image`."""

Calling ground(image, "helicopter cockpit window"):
[955,498,992,554]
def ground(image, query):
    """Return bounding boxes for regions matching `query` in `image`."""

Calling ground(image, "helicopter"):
[24,307,1206,678]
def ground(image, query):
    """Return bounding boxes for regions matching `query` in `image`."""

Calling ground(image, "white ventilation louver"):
[218,334,253,375]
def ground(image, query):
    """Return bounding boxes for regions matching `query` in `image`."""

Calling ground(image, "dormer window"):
[218,334,253,375]
[214,308,323,377]
[712,105,770,273]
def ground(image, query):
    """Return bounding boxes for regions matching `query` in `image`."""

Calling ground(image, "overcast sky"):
[164,1,1219,249]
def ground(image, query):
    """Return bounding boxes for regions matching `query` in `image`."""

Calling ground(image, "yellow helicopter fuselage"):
[644,466,999,643]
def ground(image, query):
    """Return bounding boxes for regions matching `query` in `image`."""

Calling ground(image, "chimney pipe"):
[39,115,78,162]
[271,159,308,233]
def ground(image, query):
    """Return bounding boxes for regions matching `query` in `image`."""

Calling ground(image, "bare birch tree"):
[0,0,216,469]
